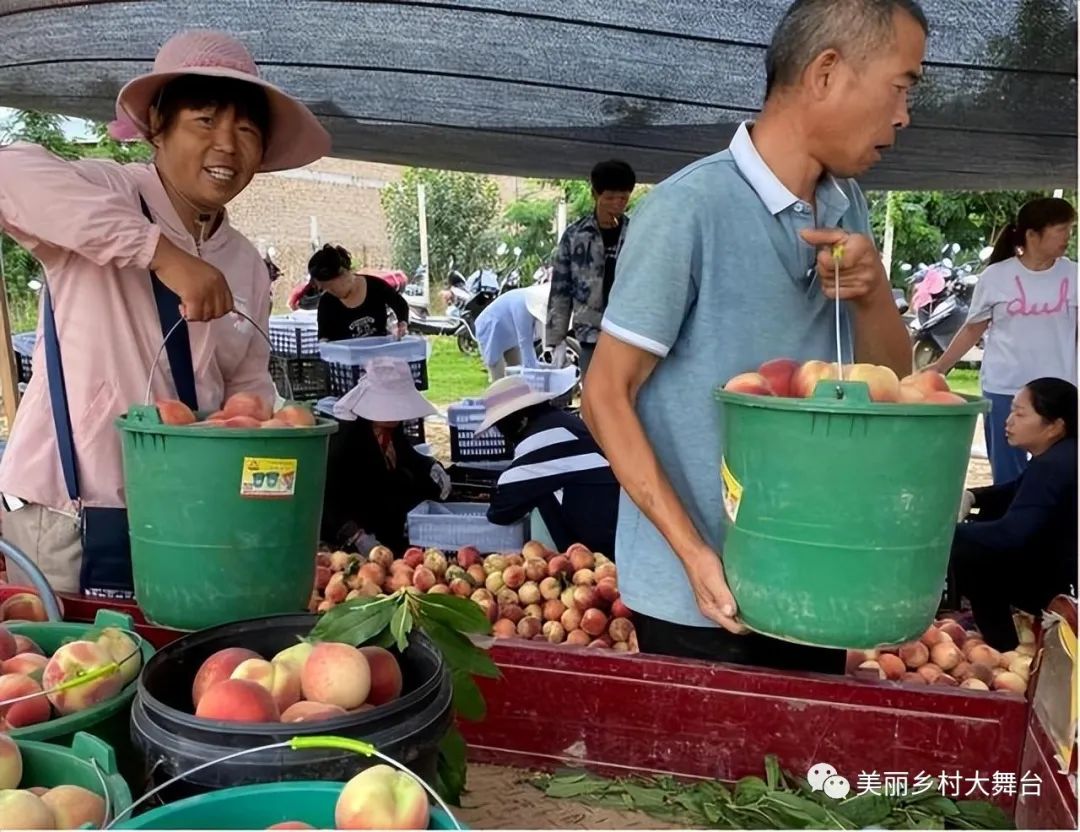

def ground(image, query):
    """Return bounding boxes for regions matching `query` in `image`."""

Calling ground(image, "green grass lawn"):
[423,336,491,406]
[945,368,981,398]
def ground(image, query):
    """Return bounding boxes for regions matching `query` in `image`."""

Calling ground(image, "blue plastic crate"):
[407,501,528,553]
[317,336,429,395]
[447,399,511,463]
[507,364,578,408]
[268,314,319,358]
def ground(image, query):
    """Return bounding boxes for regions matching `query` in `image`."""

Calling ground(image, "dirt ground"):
[456,764,682,830]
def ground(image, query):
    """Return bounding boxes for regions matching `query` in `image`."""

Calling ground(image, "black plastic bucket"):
[130,613,452,801]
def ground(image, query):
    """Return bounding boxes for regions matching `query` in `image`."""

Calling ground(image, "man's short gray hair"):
[765,0,928,95]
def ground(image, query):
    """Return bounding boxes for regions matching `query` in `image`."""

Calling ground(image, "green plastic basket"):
[716,380,988,649]
[113,781,463,829]
[14,731,132,820]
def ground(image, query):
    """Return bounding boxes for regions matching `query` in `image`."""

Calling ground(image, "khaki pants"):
[1,504,82,593]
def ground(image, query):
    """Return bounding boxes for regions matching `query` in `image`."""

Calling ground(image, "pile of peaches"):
[1,735,111,829]
[725,359,967,404]
[155,392,317,429]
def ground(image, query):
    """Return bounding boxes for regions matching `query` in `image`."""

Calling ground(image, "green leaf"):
[621,782,668,810]
[436,726,468,806]
[835,793,893,828]
[767,791,832,824]
[918,796,961,817]
[954,801,1013,829]
[420,619,500,679]
[450,668,486,721]
[544,775,608,799]
[370,628,398,649]
[765,755,782,791]
[734,776,769,805]
[309,597,397,646]
[390,603,413,652]
[417,593,493,634]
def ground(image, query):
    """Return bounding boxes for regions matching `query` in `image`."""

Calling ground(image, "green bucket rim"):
[116,410,338,437]
[716,380,989,416]
[6,610,156,742]
[112,780,462,830]
[14,731,133,815]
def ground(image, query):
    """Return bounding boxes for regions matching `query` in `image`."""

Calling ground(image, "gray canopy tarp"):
[0,0,1075,188]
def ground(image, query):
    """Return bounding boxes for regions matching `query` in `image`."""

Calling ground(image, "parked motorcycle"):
[903,243,985,370]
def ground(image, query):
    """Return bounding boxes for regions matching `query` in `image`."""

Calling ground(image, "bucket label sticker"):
[241,457,298,498]
[720,457,743,524]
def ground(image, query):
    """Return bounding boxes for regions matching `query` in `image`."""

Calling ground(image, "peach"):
[466,565,487,586]
[588,638,612,649]
[919,626,943,648]
[791,360,838,398]
[560,587,577,609]
[539,577,562,601]
[401,548,424,569]
[0,734,21,789]
[276,404,316,427]
[926,391,966,405]
[423,550,448,578]
[504,554,524,567]
[608,617,634,644]
[388,568,414,592]
[196,678,280,722]
[951,661,975,681]
[572,585,598,612]
[359,647,403,706]
[876,653,906,681]
[594,563,617,583]
[901,371,950,396]
[301,643,371,709]
[581,608,608,637]
[595,579,619,605]
[455,546,481,568]
[612,641,631,653]
[223,392,272,421]
[900,672,927,685]
[932,673,959,687]
[938,620,967,647]
[523,559,547,583]
[157,398,196,425]
[502,565,526,590]
[412,566,437,593]
[449,579,473,598]
[930,641,963,672]
[857,660,885,680]
[561,607,583,632]
[547,556,571,578]
[42,641,123,715]
[0,789,56,829]
[1,653,47,678]
[484,572,505,594]
[517,617,542,639]
[335,763,429,830]
[222,415,263,429]
[993,671,1027,694]
[898,384,927,403]
[267,823,315,829]
[94,626,142,687]
[523,603,542,620]
[611,599,633,619]
[318,600,334,613]
[915,664,943,683]
[572,569,595,586]
[568,550,595,573]
[330,551,353,572]
[499,605,524,625]
[272,642,314,674]
[470,588,494,605]
[521,541,548,560]
[314,566,332,591]
[960,678,989,691]
[846,364,900,403]
[359,563,387,587]
[12,636,43,656]
[0,627,16,661]
[483,555,508,575]
[280,701,348,723]
[232,658,301,713]
[475,598,497,624]
[967,644,1001,669]
[1,593,47,622]
[723,372,774,396]
[41,784,106,829]
[444,565,468,584]
[325,573,349,604]
[517,582,541,606]
[542,621,566,644]
[757,358,800,397]
[427,584,451,596]
[543,600,566,622]
[492,619,517,639]
[898,641,929,669]
[566,629,591,646]
[260,418,289,428]
[192,647,262,707]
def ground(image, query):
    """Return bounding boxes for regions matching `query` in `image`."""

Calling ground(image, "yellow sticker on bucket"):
[720,457,743,524]
[241,457,298,498]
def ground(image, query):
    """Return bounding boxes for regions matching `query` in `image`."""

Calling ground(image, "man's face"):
[594,189,632,223]
[810,10,926,177]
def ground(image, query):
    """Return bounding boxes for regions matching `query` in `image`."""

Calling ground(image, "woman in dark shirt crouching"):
[952,377,1077,649]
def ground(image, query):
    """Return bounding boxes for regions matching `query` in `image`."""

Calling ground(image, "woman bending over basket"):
[304,244,411,342]
[321,358,451,554]
[0,30,329,596]
[951,378,1077,650]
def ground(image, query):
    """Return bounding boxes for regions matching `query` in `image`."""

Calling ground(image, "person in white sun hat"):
[476,376,619,556]
[322,358,451,554]
[0,28,329,597]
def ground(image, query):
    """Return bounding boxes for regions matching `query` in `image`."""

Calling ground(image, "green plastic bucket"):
[14,731,133,820]
[117,406,337,631]
[6,610,155,790]
[113,781,463,829]
[716,380,987,650]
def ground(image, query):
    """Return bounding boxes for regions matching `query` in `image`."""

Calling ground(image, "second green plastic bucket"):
[113,781,462,829]
[716,380,987,649]
[15,732,133,820]
[117,406,337,630]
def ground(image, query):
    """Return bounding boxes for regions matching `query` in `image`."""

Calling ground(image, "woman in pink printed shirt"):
[931,197,1077,483]
[0,30,329,593]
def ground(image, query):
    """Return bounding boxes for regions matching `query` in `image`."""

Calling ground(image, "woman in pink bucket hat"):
[0,30,330,598]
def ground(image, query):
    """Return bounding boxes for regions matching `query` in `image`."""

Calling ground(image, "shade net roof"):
[0,0,1075,188]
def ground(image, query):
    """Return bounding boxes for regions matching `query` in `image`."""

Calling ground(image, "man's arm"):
[582,335,745,633]
[851,282,914,377]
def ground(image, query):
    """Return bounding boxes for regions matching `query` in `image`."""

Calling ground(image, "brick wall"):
[228,157,527,311]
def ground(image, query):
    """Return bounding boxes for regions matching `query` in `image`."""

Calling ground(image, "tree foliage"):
[380,168,501,283]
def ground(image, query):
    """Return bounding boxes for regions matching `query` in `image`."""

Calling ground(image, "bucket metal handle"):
[0,539,64,621]
[143,308,293,408]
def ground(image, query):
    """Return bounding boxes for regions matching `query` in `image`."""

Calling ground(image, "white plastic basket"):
[407,501,528,553]
[447,399,511,462]
[268,314,320,357]
[11,331,35,383]
[507,364,578,407]
[318,335,429,394]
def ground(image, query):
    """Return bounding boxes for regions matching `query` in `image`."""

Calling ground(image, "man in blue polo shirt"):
[582,0,925,672]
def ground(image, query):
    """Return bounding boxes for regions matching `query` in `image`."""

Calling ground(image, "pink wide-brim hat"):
[110,29,330,172]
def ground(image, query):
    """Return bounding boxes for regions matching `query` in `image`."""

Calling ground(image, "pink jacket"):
[0,143,275,512]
